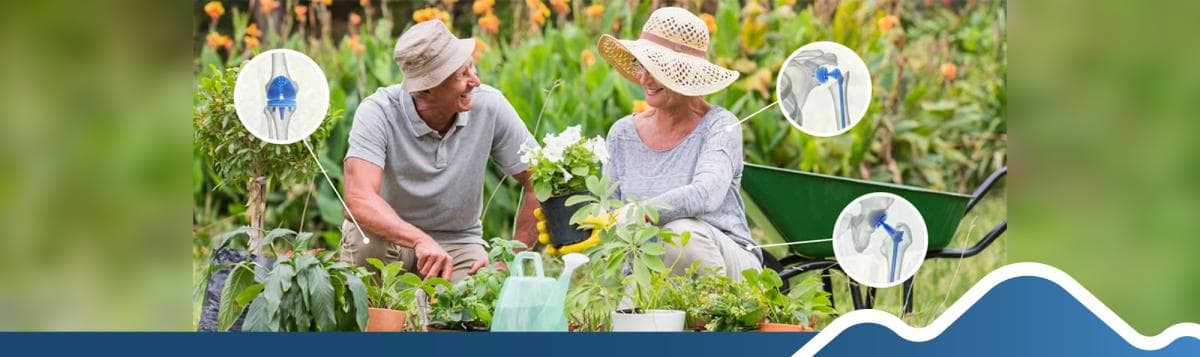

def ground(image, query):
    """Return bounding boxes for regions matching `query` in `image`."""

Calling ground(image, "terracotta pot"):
[758,321,814,332]
[366,308,407,332]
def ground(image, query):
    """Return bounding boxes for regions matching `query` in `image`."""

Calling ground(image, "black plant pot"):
[541,193,592,247]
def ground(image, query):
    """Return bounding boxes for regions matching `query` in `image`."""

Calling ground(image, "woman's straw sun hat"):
[598,7,739,96]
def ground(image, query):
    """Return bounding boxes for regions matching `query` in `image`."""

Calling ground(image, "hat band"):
[638,31,706,58]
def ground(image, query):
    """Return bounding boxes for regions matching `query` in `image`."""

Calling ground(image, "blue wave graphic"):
[811,275,1199,356]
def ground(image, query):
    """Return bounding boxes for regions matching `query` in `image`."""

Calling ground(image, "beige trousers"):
[661,218,762,282]
[337,222,487,283]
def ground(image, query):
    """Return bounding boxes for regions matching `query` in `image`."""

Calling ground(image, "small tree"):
[194,65,338,252]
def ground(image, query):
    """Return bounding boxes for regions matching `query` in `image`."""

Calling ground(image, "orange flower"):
[346,35,366,54]
[260,0,280,13]
[350,13,362,27]
[413,7,450,25]
[581,49,595,67]
[585,4,604,19]
[878,14,900,33]
[204,1,224,22]
[245,23,262,38]
[322,0,332,6]
[473,0,494,15]
[700,13,716,33]
[360,0,371,7]
[550,0,569,14]
[940,62,958,81]
[478,12,500,34]
[527,0,550,27]
[473,39,489,60]
[244,36,260,50]
[295,5,308,22]
[632,100,647,113]
[206,32,232,51]
[205,32,223,49]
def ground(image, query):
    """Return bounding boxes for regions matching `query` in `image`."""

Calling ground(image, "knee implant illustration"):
[779,49,851,131]
[264,52,298,141]
[839,196,912,284]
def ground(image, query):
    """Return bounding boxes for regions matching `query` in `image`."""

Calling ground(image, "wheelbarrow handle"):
[966,166,1007,214]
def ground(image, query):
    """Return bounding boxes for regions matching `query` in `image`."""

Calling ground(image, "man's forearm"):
[513,187,539,249]
[345,192,433,249]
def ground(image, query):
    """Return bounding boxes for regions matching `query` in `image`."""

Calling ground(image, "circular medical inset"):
[776,41,872,137]
[234,49,330,144]
[832,192,927,288]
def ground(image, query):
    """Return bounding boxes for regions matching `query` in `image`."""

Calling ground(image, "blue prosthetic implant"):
[873,214,911,283]
[264,52,298,141]
[779,50,838,127]
[814,65,851,130]
[840,196,894,253]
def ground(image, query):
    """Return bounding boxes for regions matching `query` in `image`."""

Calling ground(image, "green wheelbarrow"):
[741,163,1007,314]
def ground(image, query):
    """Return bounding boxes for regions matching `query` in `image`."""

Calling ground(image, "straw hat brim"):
[400,38,476,93]
[598,34,739,97]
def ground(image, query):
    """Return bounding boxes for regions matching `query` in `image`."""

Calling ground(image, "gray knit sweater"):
[602,106,755,253]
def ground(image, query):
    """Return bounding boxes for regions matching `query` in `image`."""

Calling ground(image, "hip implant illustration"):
[840,196,912,284]
[264,52,298,141]
[779,49,852,131]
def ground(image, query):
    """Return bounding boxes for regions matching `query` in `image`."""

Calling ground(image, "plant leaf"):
[305,264,337,331]
[343,271,369,331]
[218,263,255,331]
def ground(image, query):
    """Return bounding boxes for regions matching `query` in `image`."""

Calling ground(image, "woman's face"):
[427,60,481,112]
[634,60,684,109]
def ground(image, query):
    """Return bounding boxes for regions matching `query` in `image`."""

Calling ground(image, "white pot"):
[610,309,685,332]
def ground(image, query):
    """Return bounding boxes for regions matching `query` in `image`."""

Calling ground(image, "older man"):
[339,20,538,283]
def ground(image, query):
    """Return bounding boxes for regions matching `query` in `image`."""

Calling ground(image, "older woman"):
[597,7,760,280]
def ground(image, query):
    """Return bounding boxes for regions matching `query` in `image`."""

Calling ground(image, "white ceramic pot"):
[609,309,685,331]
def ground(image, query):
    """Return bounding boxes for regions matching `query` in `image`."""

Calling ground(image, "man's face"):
[426,60,480,112]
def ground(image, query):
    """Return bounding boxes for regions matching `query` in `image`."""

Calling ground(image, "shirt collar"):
[400,88,472,138]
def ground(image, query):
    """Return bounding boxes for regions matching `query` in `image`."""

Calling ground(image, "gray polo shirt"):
[345,84,535,245]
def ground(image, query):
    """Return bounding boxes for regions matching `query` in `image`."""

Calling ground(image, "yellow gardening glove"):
[535,207,615,256]
[534,207,551,245]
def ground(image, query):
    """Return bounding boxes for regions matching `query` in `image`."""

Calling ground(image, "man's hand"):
[414,238,454,280]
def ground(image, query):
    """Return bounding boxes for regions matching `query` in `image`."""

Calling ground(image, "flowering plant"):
[520,126,607,201]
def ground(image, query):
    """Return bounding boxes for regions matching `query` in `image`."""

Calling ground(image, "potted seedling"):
[566,175,690,331]
[756,275,834,332]
[425,238,525,331]
[362,258,450,332]
[520,125,608,252]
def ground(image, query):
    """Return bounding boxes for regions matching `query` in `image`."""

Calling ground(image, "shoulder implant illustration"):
[264,52,298,141]
[780,49,851,130]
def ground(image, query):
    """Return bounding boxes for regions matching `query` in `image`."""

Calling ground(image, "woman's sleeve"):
[601,128,622,200]
[650,119,742,222]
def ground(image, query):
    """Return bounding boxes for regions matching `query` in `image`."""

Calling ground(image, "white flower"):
[518,143,541,165]
[541,126,582,164]
[586,137,608,164]
[560,167,573,182]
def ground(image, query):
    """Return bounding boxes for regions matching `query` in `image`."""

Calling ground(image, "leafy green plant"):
[426,237,525,330]
[563,175,691,318]
[363,259,449,309]
[772,275,836,326]
[207,226,371,332]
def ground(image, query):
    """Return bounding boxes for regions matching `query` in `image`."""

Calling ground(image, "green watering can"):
[490,252,589,331]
